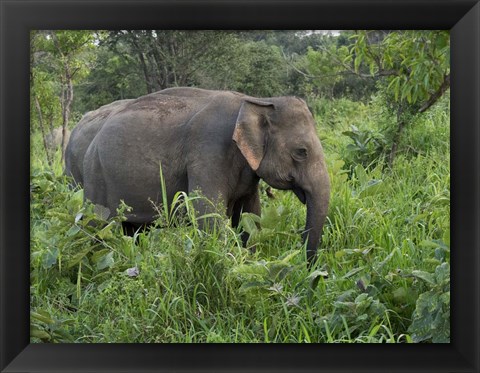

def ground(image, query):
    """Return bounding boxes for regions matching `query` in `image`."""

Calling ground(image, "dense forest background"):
[30,30,450,343]
[31,30,450,166]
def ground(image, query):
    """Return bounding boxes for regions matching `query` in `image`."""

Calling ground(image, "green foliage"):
[33,30,96,87]
[310,96,365,126]
[400,93,450,156]
[74,31,291,111]
[408,260,450,343]
[348,31,450,163]
[304,42,350,98]
[288,31,376,100]
[342,125,386,171]
[351,31,449,106]
[74,47,145,112]
[30,170,130,291]
[31,309,74,343]
[30,31,450,344]
[30,68,62,130]
[325,292,388,337]
[238,203,294,253]
[234,42,287,97]
[31,30,97,167]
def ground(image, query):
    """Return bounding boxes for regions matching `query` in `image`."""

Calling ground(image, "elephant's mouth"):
[292,185,306,205]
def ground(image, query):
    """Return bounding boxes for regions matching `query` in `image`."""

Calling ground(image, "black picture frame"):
[1,0,479,372]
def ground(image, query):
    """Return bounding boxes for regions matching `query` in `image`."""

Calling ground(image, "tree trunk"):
[60,65,73,163]
[48,115,54,136]
[129,32,153,93]
[34,96,52,167]
[139,51,153,94]
[148,32,166,89]
[388,106,407,168]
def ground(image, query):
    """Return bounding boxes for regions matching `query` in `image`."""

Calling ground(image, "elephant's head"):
[233,97,330,263]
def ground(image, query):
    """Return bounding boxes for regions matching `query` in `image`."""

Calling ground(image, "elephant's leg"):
[231,189,261,248]
[83,145,111,220]
[122,221,148,236]
[187,176,228,233]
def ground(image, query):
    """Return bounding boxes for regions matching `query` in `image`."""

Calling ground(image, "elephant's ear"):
[232,99,274,171]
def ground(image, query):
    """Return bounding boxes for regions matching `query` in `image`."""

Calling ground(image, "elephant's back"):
[83,93,207,216]
[65,99,134,184]
[109,93,205,123]
[95,93,209,145]
[88,93,208,183]
[70,99,135,142]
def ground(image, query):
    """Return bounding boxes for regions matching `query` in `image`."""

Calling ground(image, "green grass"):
[30,96,450,343]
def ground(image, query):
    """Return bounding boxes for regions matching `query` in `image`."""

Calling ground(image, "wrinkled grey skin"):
[65,89,206,184]
[66,87,330,262]
[65,99,133,185]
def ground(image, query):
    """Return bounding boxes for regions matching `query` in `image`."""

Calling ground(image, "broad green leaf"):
[42,247,59,269]
[411,270,435,285]
[97,251,115,270]
[67,246,92,268]
[66,224,81,237]
[343,266,365,279]
[90,249,110,263]
[31,311,54,325]
[354,164,368,185]
[434,262,450,285]
[435,32,449,50]
[274,266,295,282]
[260,205,281,229]
[307,269,329,290]
[94,204,110,221]
[240,213,260,235]
[280,250,301,264]
[355,293,369,303]
[31,329,51,341]
[392,287,407,302]
[268,262,290,281]
[358,179,384,198]
[354,53,363,73]
[232,262,268,277]
[97,223,114,240]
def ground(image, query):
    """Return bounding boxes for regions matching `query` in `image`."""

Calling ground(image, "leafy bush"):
[342,125,387,172]
[407,243,450,343]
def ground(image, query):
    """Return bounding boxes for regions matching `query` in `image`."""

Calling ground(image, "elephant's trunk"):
[303,176,330,264]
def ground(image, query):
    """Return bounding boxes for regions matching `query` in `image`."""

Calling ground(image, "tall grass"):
[30,96,450,343]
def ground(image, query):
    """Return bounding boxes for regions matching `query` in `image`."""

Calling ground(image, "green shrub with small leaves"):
[342,125,387,172]
[408,259,450,343]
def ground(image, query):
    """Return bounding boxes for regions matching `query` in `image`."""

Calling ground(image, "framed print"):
[1,0,479,372]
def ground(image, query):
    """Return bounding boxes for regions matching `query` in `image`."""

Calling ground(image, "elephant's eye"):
[292,147,308,161]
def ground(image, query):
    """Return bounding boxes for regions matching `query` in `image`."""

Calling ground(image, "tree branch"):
[418,73,450,113]
[281,48,397,82]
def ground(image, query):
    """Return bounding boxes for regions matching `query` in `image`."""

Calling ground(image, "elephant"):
[66,87,330,262]
[65,99,133,185]
[65,90,208,185]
